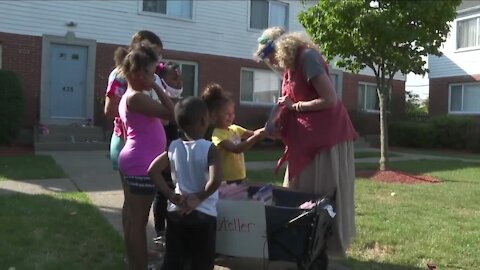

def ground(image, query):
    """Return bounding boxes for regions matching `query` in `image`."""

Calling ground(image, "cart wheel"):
[307,249,328,270]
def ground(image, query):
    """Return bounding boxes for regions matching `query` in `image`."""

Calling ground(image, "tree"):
[405,91,427,114]
[299,0,460,170]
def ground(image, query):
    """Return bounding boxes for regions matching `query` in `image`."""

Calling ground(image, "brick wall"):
[94,46,271,130]
[342,72,406,135]
[0,32,42,127]
[93,43,119,129]
[164,49,271,129]
[430,74,480,117]
[1,32,406,135]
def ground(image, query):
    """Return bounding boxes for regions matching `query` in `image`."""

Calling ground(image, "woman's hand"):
[278,96,294,110]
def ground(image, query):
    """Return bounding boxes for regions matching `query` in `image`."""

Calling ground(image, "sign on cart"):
[216,200,268,259]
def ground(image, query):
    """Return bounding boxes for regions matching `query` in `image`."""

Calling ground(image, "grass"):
[248,167,286,186]
[392,147,480,161]
[0,192,125,269]
[245,149,400,162]
[248,159,480,269]
[0,155,66,180]
[355,151,399,159]
[245,149,284,161]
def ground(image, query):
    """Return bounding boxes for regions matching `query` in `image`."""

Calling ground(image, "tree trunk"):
[378,88,389,171]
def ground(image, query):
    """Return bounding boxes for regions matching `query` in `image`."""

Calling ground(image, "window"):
[449,83,480,114]
[178,62,197,97]
[358,82,392,113]
[457,16,480,49]
[329,70,343,99]
[163,60,198,97]
[358,83,379,112]
[241,68,281,104]
[142,0,192,19]
[250,0,288,30]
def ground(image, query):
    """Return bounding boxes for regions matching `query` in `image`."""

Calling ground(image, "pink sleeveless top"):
[118,92,166,176]
[277,48,358,180]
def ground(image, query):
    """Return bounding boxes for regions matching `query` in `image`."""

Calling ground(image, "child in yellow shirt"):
[201,83,265,183]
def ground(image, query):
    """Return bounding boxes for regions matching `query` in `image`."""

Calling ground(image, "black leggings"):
[161,210,217,270]
[153,169,174,234]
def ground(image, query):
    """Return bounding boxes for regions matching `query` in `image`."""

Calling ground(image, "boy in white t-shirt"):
[148,96,222,270]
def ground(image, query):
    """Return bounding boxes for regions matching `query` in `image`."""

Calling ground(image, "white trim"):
[457,5,480,15]
[358,81,392,114]
[454,45,480,53]
[455,15,480,51]
[358,82,380,114]
[239,67,281,106]
[329,68,343,99]
[448,82,480,114]
[137,0,195,22]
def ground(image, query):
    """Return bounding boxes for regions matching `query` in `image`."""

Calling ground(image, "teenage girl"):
[117,44,172,270]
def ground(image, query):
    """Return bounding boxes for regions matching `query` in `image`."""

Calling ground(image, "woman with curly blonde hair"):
[254,27,358,259]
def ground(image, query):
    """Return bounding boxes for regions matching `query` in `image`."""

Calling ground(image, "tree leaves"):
[298,0,461,170]
[299,0,460,78]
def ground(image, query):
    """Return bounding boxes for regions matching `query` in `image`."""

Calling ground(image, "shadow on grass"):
[342,258,424,270]
[0,192,125,270]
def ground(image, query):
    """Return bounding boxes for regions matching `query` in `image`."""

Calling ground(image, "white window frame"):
[358,82,392,114]
[138,0,195,21]
[358,82,379,113]
[240,67,282,106]
[329,68,343,99]
[448,82,480,115]
[162,59,198,97]
[456,14,480,51]
[248,0,289,31]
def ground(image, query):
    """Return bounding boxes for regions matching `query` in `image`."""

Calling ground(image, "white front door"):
[48,44,87,122]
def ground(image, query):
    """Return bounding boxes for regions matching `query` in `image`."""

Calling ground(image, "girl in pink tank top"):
[118,98,166,176]
[116,44,174,270]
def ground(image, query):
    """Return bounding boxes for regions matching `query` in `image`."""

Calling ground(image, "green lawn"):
[245,149,284,161]
[0,155,66,180]
[392,147,480,161]
[245,149,399,162]
[0,192,125,269]
[355,151,399,159]
[248,160,480,269]
[246,147,480,163]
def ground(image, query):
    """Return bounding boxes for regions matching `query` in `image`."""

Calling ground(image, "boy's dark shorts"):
[124,176,156,195]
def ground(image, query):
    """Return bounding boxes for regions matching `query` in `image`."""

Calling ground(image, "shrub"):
[0,70,25,145]
[430,115,475,149]
[464,124,480,153]
[389,121,435,148]
[404,110,429,122]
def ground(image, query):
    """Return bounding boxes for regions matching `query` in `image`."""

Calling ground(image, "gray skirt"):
[283,140,356,258]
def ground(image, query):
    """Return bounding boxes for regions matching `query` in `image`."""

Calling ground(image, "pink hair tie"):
[156,63,165,74]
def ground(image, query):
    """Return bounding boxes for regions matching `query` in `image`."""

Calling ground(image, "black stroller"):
[250,187,335,270]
